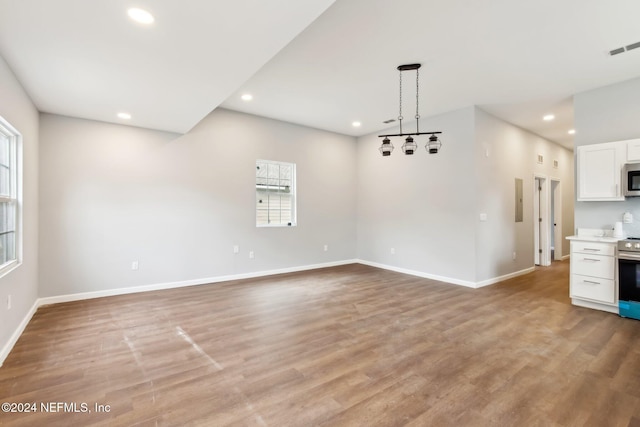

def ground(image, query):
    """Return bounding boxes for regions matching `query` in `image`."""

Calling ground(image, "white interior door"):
[534,175,551,266]
[534,178,541,265]
[551,179,562,260]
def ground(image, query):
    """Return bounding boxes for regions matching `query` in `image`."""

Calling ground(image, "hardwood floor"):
[1,261,640,426]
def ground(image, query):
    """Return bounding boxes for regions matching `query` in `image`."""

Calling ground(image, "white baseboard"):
[356,259,477,288]
[38,259,358,306]
[475,267,535,288]
[0,299,39,367]
[571,298,618,314]
[561,254,570,261]
[356,260,535,289]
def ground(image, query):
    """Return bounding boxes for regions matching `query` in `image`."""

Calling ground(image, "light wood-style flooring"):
[1,260,640,426]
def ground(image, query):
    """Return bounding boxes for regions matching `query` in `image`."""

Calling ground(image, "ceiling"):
[2,0,640,150]
[0,0,336,133]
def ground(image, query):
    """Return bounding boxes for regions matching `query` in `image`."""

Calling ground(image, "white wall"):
[38,109,357,297]
[2,71,576,362]
[356,106,574,286]
[574,76,640,235]
[356,107,478,284]
[474,108,574,282]
[0,56,39,362]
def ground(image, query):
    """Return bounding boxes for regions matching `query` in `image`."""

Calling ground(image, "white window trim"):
[0,116,22,279]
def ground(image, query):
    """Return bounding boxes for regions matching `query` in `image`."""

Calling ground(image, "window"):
[256,160,296,227]
[0,116,20,275]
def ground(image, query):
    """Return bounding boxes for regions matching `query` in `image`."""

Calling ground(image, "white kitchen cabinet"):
[577,142,625,201]
[626,138,640,162]
[571,254,615,281]
[571,275,615,304]
[569,240,618,313]
[570,240,616,256]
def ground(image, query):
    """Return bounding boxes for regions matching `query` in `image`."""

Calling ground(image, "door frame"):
[533,173,551,266]
[550,178,562,260]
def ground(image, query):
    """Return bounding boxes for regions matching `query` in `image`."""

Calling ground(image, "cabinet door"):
[577,142,624,201]
[627,138,640,161]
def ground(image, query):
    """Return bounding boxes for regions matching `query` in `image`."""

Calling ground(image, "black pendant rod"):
[378,131,442,138]
[397,63,421,71]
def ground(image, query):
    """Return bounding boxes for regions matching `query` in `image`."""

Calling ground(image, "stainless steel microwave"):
[624,162,640,196]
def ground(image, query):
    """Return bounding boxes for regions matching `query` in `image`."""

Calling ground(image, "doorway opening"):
[534,175,561,266]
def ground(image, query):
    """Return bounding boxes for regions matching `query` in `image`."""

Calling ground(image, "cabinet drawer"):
[571,254,615,279]
[570,241,615,257]
[571,274,615,304]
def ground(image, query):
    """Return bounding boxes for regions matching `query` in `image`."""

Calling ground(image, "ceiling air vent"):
[626,41,640,51]
[609,41,640,56]
[610,47,625,56]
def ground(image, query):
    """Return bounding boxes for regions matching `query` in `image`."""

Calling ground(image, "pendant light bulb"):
[402,136,417,155]
[379,137,394,156]
[426,134,442,154]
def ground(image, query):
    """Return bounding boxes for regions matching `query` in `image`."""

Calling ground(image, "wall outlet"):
[131,261,139,270]
[323,244,328,252]
[233,245,239,254]
[512,252,517,260]
[249,251,254,259]
[390,248,396,255]
[7,294,11,310]
[479,213,488,222]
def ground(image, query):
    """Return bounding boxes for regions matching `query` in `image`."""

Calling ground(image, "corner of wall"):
[0,54,40,367]
[472,107,574,282]
[355,106,477,284]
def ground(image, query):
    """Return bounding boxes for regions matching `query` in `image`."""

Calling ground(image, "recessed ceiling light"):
[568,129,576,135]
[241,94,253,101]
[117,112,132,120]
[127,8,154,25]
[352,121,361,127]
[543,114,555,121]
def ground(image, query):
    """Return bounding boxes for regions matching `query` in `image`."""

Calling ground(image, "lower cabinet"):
[569,241,618,313]
[570,274,615,304]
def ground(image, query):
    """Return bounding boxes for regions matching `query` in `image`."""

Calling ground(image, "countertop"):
[566,235,623,243]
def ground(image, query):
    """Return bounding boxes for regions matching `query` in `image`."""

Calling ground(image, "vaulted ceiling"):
[2,0,640,150]
[0,0,337,133]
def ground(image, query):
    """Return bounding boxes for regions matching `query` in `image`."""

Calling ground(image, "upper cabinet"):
[626,138,640,162]
[577,141,625,201]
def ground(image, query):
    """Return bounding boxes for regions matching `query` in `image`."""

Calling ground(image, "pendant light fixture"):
[378,64,442,156]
